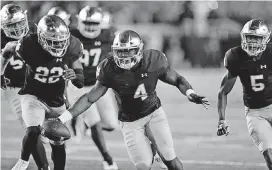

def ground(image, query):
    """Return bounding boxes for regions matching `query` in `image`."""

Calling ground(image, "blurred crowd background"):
[2,1,272,68]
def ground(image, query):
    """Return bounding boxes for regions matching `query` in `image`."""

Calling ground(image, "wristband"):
[219,120,227,124]
[186,89,195,97]
[58,110,73,123]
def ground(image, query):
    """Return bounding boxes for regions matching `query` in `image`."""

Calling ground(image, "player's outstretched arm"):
[1,41,18,75]
[217,71,237,136]
[159,67,210,108]
[58,80,108,123]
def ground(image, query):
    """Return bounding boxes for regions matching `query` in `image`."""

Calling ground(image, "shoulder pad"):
[66,35,83,63]
[143,49,169,72]
[96,57,113,86]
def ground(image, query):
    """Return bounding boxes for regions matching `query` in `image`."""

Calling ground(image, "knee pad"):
[135,162,152,170]
[163,157,184,170]
[49,140,65,145]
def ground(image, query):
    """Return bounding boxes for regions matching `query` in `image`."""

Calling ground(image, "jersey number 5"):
[80,48,102,67]
[134,83,148,100]
[34,67,64,83]
[9,57,24,70]
[250,75,265,92]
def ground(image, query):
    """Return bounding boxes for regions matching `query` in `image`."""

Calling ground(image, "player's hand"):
[187,93,210,109]
[63,65,76,80]
[1,75,10,90]
[217,120,229,136]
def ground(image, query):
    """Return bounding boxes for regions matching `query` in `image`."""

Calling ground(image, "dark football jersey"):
[97,49,169,122]
[224,46,272,109]
[1,30,26,87]
[17,33,83,107]
[70,28,115,86]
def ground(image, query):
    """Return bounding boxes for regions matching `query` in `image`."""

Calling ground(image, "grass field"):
[1,68,268,170]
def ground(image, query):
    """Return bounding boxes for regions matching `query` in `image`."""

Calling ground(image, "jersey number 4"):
[34,67,64,83]
[250,75,265,92]
[80,48,102,67]
[134,83,148,100]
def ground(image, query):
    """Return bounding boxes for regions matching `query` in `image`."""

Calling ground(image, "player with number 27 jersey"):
[71,28,114,86]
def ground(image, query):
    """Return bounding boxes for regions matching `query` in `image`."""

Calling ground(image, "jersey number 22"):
[34,67,64,83]
[250,75,265,92]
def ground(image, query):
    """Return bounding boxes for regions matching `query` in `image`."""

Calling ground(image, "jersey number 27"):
[250,75,265,92]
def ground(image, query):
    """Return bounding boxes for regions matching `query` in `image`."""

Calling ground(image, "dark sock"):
[50,143,66,170]
[21,126,40,161]
[91,123,113,165]
[32,136,49,169]
[71,118,77,136]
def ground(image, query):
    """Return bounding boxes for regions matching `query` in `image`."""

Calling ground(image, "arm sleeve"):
[223,49,239,77]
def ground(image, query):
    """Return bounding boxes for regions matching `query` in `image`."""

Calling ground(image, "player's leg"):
[96,89,119,131]
[4,88,49,170]
[246,107,272,170]
[12,94,47,170]
[121,117,154,170]
[263,149,272,170]
[83,104,118,169]
[47,104,68,170]
[147,107,183,170]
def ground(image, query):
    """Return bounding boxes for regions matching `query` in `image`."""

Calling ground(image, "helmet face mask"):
[112,30,144,70]
[1,4,29,39]
[241,19,271,57]
[77,6,103,39]
[37,15,70,58]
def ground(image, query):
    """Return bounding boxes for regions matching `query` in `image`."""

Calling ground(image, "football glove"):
[217,120,229,136]
[63,65,76,80]
[1,75,10,90]
[187,93,210,109]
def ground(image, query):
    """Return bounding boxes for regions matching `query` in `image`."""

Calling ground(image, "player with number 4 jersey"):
[218,19,272,170]
[56,30,209,170]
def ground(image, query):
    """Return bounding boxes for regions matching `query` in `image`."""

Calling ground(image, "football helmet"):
[112,30,144,70]
[1,3,29,39]
[47,6,71,26]
[77,6,103,39]
[241,19,271,57]
[37,15,70,57]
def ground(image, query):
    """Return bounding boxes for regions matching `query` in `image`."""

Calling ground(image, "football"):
[40,119,71,141]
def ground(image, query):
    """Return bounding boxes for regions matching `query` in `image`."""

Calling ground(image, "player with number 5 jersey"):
[56,30,209,170]
[217,19,272,170]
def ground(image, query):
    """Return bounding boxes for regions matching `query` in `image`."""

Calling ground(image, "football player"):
[56,30,210,170]
[1,4,50,170]
[47,6,71,26]
[217,19,272,170]
[67,6,119,169]
[1,15,84,170]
